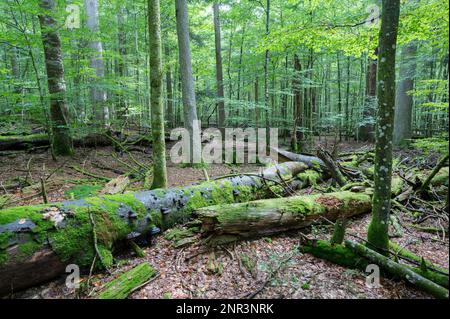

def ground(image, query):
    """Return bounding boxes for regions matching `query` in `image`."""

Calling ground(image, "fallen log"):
[0,132,154,152]
[271,147,327,171]
[0,162,307,296]
[300,239,449,290]
[345,240,449,299]
[420,154,449,192]
[196,191,372,246]
[96,262,157,299]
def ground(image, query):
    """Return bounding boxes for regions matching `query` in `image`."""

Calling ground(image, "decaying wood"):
[345,240,449,299]
[0,162,308,296]
[96,262,156,299]
[196,191,372,246]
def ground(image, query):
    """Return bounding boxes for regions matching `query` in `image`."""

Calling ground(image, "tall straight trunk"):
[9,46,23,106]
[38,0,73,156]
[84,0,107,126]
[359,51,378,142]
[367,0,400,253]
[393,41,418,146]
[236,25,246,102]
[165,44,174,128]
[148,0,167,189]
[175,0,200,163]
[117,6,128,123]
[213,2,225,130]
[291,54,302,152]
[337,52,342,141]
[345,56,351,140]
[263,0,271,146]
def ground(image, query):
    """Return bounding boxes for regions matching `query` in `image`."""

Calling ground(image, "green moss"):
[297,170,321,186]
[164,227,194,242]
[97,263,157,299]
[65,184,103,200]
[0,133,47,142]
[301,240,369,269]
[391,176,404,196]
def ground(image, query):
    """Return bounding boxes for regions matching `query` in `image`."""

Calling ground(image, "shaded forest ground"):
[0,138,448,299]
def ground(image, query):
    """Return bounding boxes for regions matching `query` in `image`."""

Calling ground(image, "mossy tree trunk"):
[38,0,74,156]
[0,162,307,295]
[148,0,168,189]
[196,192,372,246]
[367,0,400,253]
[345,240,449,299]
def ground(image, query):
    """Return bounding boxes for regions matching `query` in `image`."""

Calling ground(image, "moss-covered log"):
[97,262,156,299]
[0,162,307,296]
[196,191,372,246]
[0,133,155,152]
[345,240,449,299]
[300,240,449,290]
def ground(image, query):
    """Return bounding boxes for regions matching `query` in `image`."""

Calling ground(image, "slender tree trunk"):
[337,52,343,141]
[345,56,351,140]
[117,6,128,124]
[236,24,246,102]
[264,0,271,146]
[213,2,226,131]
[175,0,200,163]
[84,0,107,126]
[359,51,378,142]
[367,0,400,253]
[393,41,418,146]
[38,0,73,156]
[148,0,167,189]
[291,54,302,152]
[165,44,174,128]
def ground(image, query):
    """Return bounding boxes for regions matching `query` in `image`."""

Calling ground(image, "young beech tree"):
[148,0,167,189]
[367,0,401,253]
[38,0,73,156]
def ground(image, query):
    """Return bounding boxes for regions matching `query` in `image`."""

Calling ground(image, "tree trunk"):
[393,41,418,146]
[175,0,200,164]
[213,2,226,131]
[165,44,174,128]
[0,162,307,295]
[84,0,108,126]
[346,240,449,299]
[358,53,377,142]
[367,0,400,253]
[116,6,128,123]
[196,192,372,246]
[148,0,167,189]
[38,0,73,156]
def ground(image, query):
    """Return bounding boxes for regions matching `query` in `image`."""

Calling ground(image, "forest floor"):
[0,138,448,299]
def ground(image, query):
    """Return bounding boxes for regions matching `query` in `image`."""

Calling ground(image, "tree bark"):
[84,0,108,126]
[346,240,449,299]
[393,41,418,146]
[213,2,226,131]
[197,192,372,246]
[148,0,167,189]
[175,0,200,163]
[367,0,401,253]
[0,162,307,295]
[38,0,74,156]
